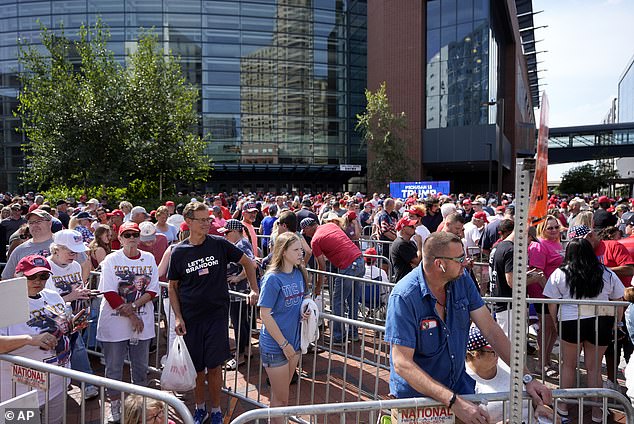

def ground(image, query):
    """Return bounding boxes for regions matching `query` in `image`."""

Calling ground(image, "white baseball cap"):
[53,229,88,253]
[139,221,157,242]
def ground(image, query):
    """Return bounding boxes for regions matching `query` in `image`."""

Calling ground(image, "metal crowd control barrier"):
[228,389,634,424]
[0,353,193,424]
[483,296,630,387]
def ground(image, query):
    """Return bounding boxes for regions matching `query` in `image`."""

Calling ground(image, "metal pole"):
[509,158,533,422]
[497,98,504,194]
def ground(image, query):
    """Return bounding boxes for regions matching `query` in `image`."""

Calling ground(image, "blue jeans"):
[70,333,94,377]
[331,256,365,341]
[83,297,101,349]
[101,339,150,399]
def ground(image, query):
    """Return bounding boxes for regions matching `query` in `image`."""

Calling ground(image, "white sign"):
[395,406,455,424]
[12,364,48,391]
[339,164,361,172]
[0,277,29,328]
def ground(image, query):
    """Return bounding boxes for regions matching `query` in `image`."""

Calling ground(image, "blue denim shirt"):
[385,267,485,398]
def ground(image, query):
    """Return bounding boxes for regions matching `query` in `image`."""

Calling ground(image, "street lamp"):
[482,98,504,194]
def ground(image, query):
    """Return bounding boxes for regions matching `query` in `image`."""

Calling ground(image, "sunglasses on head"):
[121,232,140,239]
[27,272,50,281]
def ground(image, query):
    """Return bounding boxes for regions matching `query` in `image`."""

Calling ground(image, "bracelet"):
[279,340,289,349]
[448,392,457,409]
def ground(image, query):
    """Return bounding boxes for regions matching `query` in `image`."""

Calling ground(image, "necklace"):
[436,299,446,308]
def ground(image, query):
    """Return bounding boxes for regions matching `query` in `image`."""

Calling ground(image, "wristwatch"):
[132,302,138,310]
[522,374,534,385]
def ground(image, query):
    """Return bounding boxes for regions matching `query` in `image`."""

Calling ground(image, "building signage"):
[390,181,450,199]
[12,364,48,391]
[339,164,362,172]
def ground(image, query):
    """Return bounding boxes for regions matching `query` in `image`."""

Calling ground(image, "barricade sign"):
[12,364,47,391]
[389,181,450,199]
[393,406,455,423]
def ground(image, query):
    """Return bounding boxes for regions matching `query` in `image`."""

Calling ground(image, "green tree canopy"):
[355,82,412,192]
[557,162,619,195]
[16,20,209,192]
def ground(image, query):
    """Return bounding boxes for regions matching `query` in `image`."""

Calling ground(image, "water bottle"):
[130,329,139,346]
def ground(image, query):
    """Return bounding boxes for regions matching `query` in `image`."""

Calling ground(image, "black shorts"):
[533,303,550,315]
[183,315,231,372]
[560,316,613,346]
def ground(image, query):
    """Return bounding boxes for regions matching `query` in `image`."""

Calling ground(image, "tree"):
[17,21,128,188]
[16,20,209,192]
[355,82,413,191]
[557,162,619,195]
[124,31,209,186]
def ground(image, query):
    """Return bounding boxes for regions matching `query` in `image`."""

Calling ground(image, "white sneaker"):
[83,385,99,401]
[109,399,121,423]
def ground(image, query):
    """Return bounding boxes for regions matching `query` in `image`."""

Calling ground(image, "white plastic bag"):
[160,335,197,392]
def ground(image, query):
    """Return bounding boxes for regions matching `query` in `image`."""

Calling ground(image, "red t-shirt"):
[138,233,169,266]
[620,237,634,260]
[311,223,361,270]
[595,239,634,287]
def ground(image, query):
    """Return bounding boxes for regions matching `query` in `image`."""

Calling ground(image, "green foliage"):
[16,20,210,191]
[355,82,413,191]
[557,162,620,195]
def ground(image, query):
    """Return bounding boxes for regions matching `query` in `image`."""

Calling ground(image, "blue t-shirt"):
[260,216,278,247]
[258,268,305,354]
[384,266,485,398]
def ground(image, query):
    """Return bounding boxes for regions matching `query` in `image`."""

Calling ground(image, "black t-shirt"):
[489,239,513,312]
[168,235,244,322]
[421,212,443,233]
[593,208,617,230]
[296,208,318,223]
[480,219,501,252]
[390,236,417,282]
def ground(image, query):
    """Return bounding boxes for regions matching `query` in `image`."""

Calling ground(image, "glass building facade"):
[0,0,367,192]
[619,55,634,123]
[425,0,498,129]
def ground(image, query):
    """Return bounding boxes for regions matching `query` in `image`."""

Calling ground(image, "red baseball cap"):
[407,208,425,218]
[180,222,190,232]
[473,211,489,223]
[165,201,175,207]
[16,255,51,277]
[598,195,610,204]
[118,222,140,236]
[107,209,125,218]
[395,217,418,231]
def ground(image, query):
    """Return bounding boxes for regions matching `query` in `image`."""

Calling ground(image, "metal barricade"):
[0,353,193,424]
[483,296,629,391]
[228,389,634,424]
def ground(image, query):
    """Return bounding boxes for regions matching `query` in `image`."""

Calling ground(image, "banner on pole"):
[528,93,549,226]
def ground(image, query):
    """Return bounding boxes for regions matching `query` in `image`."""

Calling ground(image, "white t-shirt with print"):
[543,267,625,321]
[45,260,83,299]
[96,250,159,342]
[0,289,70,405]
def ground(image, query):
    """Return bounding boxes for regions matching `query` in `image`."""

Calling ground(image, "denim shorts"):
[261,350,300,368]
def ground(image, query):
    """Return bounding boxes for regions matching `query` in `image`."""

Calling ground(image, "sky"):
[531,0,634,180]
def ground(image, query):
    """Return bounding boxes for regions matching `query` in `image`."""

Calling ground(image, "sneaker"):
[331,339,346,346]
[193,407,209,424]
[83,385,99,401]
[108,400,121,423]
[210,410,223,424]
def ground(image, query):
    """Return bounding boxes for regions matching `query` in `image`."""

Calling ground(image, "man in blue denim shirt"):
[385,232,551,423]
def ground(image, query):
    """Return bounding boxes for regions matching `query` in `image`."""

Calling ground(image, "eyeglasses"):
[121,232,140,239]
[27,220,47,225]
[189,217,213,223]
[435,254,467,264]
[546,225,560,231]
[26,272,50,281]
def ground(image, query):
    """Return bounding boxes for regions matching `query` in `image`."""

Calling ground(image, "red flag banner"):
[528,92,549,226]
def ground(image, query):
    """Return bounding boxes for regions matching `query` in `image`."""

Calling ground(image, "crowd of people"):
[0,189,632,423]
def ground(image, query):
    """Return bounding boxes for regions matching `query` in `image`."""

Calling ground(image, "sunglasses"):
[121,232,140,239]
[435,254,467,264]
[27,272,50,281]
